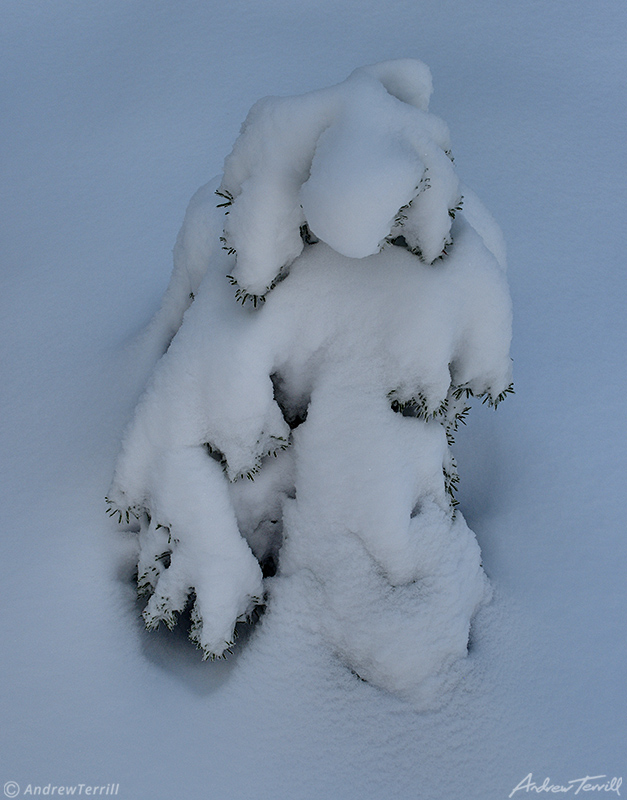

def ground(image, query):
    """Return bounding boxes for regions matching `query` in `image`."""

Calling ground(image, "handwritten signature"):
[510,774,622,797]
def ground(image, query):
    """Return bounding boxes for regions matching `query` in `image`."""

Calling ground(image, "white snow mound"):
[109,60,513,704]
[218,59,460,295]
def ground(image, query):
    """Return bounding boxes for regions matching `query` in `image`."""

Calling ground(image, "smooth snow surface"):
[2,3,625,799]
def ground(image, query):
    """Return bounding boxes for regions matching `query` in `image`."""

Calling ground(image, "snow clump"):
[108,59,513,705]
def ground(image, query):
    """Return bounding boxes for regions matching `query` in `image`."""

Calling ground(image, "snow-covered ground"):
[1,2,625,799]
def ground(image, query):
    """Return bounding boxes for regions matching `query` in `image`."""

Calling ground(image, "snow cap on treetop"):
[219,59,461,297]
[357,59,433,110]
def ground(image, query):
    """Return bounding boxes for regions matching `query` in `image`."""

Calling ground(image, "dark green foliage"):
[225,267,290,308]
[300,222,318,245]
[206,434,290,483]
[388,375,513,514]
[105,496,141,525]
[215,188,234,208]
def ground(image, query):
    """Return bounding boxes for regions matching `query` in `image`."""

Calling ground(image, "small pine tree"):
[108,60,512,703]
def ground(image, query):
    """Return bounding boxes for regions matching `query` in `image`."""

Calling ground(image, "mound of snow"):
[109,60,512,704]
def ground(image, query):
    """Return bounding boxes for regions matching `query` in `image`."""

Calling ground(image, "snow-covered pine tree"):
[108,60,513,704]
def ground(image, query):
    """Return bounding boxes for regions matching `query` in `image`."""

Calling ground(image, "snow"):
[110,113,512,687]
[109,63,512,692]
[220,61,460,294]
[1,2,625,799]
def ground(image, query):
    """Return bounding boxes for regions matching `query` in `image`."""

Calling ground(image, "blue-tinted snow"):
[1,2,625,798]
